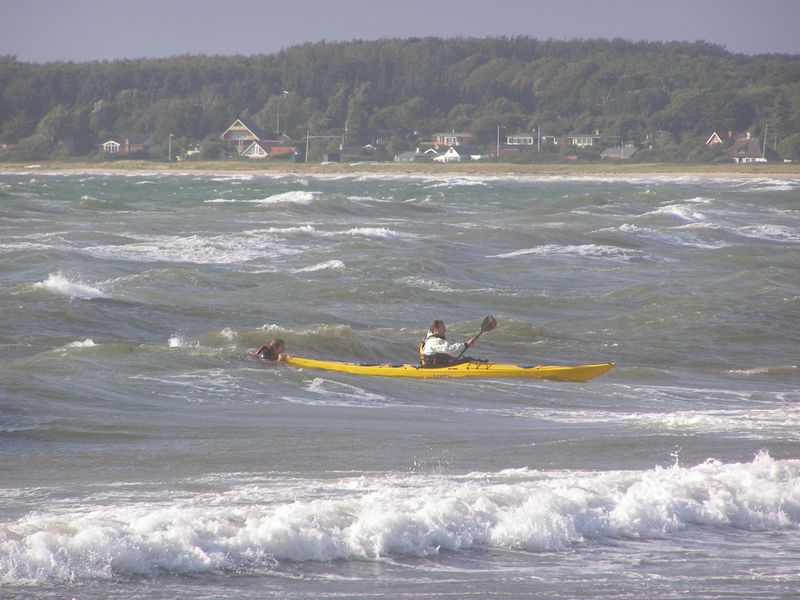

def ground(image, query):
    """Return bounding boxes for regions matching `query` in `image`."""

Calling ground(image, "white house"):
[431,132,473,147]
[241,141,270,159]
[567,133,601,147]
[241,139,297,159]
[102,140,121,153]
[506,133,535,146]
[433,145,483,163]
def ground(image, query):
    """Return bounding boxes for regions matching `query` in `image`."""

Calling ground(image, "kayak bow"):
[284,356,614,383]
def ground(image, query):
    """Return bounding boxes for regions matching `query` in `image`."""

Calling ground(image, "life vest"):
[419,333,455,368]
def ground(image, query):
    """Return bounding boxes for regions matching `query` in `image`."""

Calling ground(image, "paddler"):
[250,338,290,361]
[419,320,476,367]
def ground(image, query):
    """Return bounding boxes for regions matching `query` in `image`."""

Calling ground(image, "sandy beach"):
[2,160,799,179]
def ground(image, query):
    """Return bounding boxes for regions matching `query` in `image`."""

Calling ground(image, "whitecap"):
[254,190,318,205]
[293,260,346,273]
[66,338,97,348]
[2,453,798,582]
[168,334,194,348]
[489,244,641,261]
[83,231,303,265]
[219,327,238,341]
[335,227,413,240]
[33,273,108,299]
[205,191,318,205]
[265,225,317,235]
[736,224,800,244]
[646,204,707,222]
[400,276,459,293]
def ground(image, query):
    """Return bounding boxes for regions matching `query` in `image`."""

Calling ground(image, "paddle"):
[456,315,497,358]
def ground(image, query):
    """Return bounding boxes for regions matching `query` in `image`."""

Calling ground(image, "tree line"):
[1,36,799,162]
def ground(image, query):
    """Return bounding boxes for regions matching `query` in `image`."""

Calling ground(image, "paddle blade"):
[481,315,497,333]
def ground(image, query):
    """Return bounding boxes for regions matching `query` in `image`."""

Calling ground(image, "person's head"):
[430,320,446,336]
[271,338,286,353]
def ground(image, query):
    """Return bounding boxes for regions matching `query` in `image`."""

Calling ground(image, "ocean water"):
[1,170,799,599]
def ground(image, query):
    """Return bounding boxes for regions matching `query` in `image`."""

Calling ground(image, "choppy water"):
[1,170,799,599]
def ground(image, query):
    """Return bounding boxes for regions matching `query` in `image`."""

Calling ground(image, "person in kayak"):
[250,338,289,361]
[419,320,476,367]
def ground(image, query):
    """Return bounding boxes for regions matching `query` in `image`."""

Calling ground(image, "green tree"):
[346,82,373,143]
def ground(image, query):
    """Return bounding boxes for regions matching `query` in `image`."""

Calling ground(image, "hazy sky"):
[2,0,798,62]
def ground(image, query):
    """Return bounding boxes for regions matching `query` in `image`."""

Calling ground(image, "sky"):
[1,0,799,63]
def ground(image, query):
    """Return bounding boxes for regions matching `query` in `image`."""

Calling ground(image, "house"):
[541,135,559,145]
[705,132,724,146]
[220,118,266,153]
[567,133,601,147]
[601,143,638,159]
[394,149,429,163]
[100,137,152,155]
[241,140,297,159]
[327,144,385,163]
[432,145,483,163]
[506,133,535,146]
[728,132,778,163]
[431,132,473,148]
[102,140,121,153]
[267,145,296,158]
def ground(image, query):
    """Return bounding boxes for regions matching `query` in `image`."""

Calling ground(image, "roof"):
[446,145,483,155]
[244,140,297,154]
[601,144,638,159]
[221,118,266,141]
[100,137,152,146]
[728,136,764,158]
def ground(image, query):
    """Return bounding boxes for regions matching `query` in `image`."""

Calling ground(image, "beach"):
[3,159,799,179]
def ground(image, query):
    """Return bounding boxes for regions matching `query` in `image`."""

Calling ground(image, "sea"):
[1,169,799,599]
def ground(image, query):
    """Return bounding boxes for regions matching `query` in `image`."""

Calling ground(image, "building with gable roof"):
[220,118,267,154]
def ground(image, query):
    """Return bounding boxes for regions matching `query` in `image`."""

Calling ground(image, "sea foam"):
[1,453,798,583]
[292,260,346,273]
[33,273,108,299]
[490,244,641,261]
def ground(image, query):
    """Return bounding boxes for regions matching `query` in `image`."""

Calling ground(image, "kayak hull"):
[284,356,614,383]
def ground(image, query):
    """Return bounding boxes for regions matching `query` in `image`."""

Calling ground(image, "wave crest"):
[2,453,798,583]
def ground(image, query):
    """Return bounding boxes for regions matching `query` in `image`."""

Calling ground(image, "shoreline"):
[2,160,799,179]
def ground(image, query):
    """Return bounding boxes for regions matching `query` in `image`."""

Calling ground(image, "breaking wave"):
[33,273,108,299]
[1,453,797,583]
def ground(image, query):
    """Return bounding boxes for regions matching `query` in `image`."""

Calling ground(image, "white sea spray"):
[1,454,798,582]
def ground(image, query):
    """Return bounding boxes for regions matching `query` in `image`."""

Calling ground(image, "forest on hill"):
[1,37,799,162]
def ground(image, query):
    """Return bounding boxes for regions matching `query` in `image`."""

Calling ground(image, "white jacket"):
[421,331,467,357]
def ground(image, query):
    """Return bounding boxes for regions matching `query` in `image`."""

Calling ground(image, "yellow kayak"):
[284,356,614,382]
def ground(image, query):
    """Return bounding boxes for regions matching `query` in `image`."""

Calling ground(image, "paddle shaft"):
[455,315,496,359]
